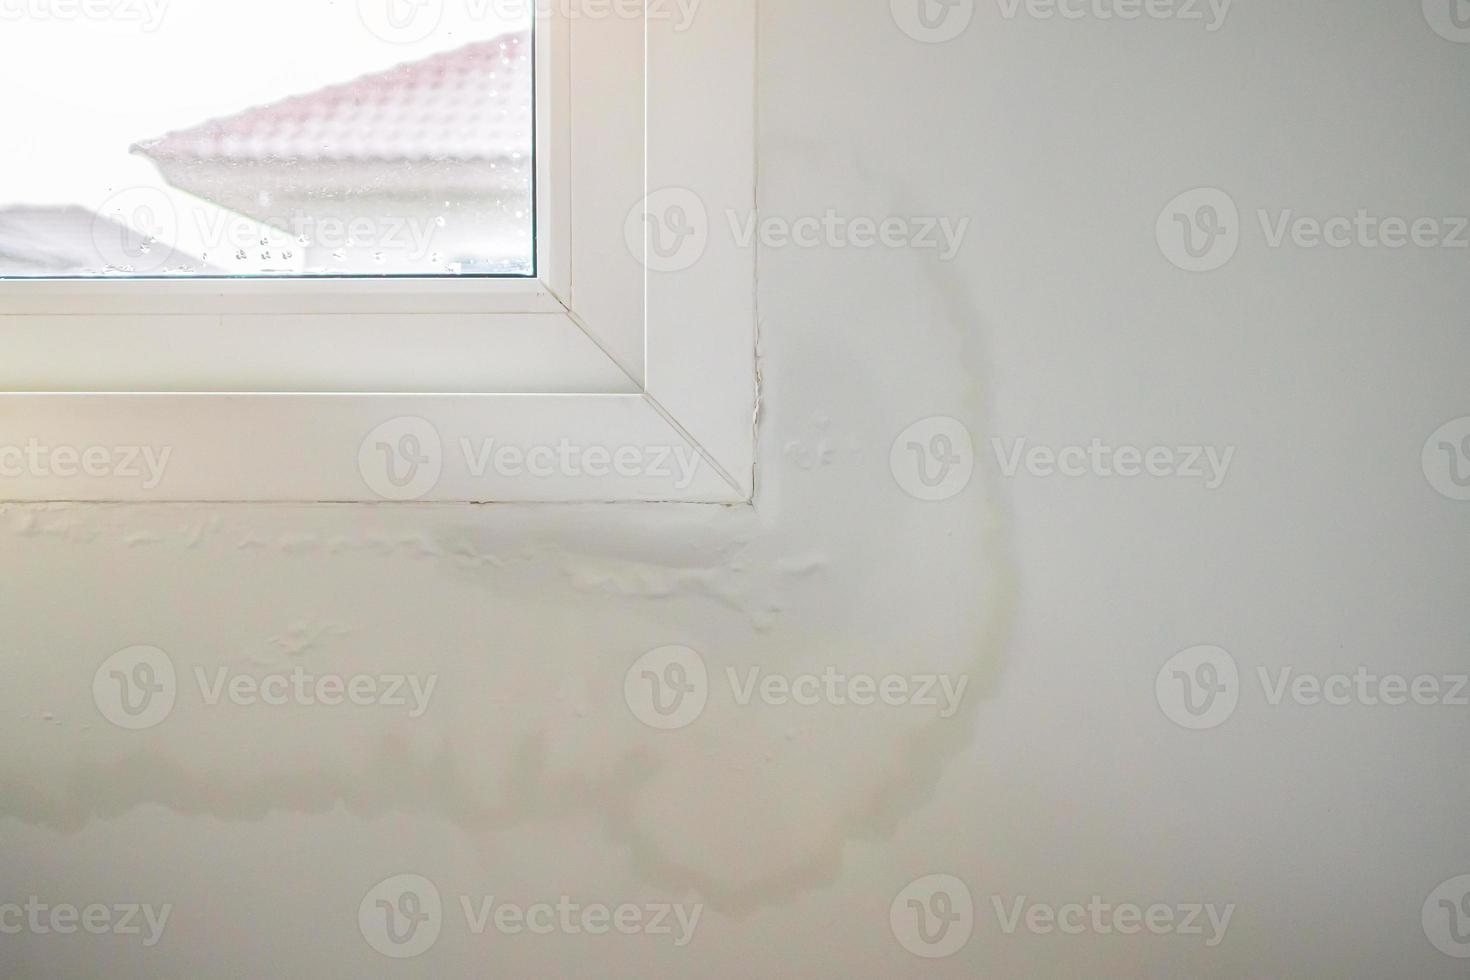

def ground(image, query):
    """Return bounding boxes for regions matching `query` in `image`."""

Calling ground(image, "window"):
[1,5,534,278]
[0,0,757,504]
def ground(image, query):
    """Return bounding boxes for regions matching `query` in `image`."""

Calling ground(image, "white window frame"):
[0,0,756,504]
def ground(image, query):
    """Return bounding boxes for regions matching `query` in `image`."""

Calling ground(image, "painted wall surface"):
[2,1,1469,977]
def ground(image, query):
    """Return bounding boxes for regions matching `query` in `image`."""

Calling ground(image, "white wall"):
[2,1,1468,976]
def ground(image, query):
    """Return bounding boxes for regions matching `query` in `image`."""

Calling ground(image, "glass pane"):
[0,2,533,278]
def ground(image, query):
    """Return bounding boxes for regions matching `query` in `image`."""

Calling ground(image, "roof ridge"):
[133,28,531,164]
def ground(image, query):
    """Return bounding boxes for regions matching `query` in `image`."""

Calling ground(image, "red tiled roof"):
[134,31,531,163]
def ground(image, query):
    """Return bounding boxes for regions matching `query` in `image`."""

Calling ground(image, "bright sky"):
[0,0,527,209]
